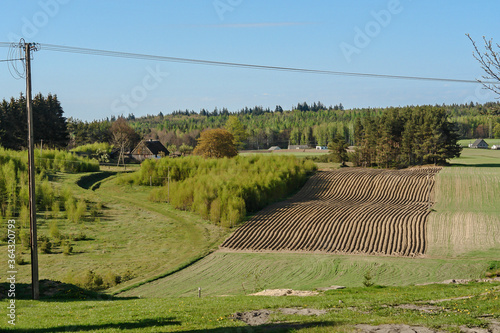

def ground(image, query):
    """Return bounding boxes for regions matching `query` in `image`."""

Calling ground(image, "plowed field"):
[221,168,441,256]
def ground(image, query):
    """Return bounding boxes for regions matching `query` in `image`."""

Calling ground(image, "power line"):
[0,58,23,62]
[0,42,494,85]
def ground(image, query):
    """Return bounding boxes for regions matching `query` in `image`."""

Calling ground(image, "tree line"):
[0,94,69,150]
[119,101,500,151]
[350,106,462,168]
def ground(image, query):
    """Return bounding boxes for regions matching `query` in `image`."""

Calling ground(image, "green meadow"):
[1,148,499,332]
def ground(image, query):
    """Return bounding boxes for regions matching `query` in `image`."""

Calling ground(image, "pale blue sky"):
[0,0,499,121]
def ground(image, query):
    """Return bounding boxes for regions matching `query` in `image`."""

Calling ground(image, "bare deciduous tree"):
[110,117,137,166]
[467,34,500,97]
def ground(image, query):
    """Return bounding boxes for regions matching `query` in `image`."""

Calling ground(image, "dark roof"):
[132,140,169,156]
[470,139,488,147]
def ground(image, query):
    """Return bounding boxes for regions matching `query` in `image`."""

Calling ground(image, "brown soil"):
[250,289,319,296]
[232,307,326,326]
[356,324,438,333]
[221,168,441,256]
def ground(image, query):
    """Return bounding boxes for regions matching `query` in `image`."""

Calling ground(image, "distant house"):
[492,145,500,150]
[288,145,309,150]
[316,146,328,150]
[131,140,169,161]
[468,139,489,149]
[268,146,281,151]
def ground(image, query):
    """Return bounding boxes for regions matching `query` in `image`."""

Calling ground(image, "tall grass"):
[121,155,317,226]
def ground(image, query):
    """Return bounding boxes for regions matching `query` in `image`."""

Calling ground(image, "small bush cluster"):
[65,269,133,291]
[485,261,500,278]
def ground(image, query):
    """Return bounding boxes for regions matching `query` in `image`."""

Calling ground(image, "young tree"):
[193,129,238,158]
[225,116,247,150]
[179,143,193,156]
[110,117,138,166]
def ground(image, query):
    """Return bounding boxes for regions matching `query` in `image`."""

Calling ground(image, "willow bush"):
[124,155,316,227]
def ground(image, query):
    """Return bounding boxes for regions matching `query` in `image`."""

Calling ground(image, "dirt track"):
[221,168,441,256]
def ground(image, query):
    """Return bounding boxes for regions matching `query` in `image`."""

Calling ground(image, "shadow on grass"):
[15,317,181,332]
[180,321,339,333]
[451,163,500,168]
[0,280,137,301]
[76,171,117,190]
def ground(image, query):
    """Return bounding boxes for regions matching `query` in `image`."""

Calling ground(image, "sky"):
[0,0,499,122]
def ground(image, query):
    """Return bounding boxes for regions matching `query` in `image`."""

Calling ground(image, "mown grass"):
[427,148,500,258]
[2,281,498,332]
[119,252,493,298]
[0,171,228,292]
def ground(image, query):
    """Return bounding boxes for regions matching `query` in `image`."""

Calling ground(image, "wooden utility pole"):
[25,42,39,300]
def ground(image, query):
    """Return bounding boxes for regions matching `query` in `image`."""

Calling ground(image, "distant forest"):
[66,101,500,151]
[1,95,499,153]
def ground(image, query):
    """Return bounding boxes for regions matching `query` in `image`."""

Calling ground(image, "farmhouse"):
[288,145,309,150]
[468,139,489,149]
[131,139,169,161]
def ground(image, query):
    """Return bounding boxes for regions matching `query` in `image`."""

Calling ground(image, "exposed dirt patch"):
[356,324,437,333]
[232,307,327,326]
[250,289,319,296]
[233,310,272,326]
[417,277,500,286]
[317,285,346,291]
[356,322,500,333]
[393,304,444,313]
[278,308,327,316]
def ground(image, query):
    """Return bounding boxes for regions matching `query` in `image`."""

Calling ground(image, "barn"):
[131,140,169,161]
[468,139,489,149]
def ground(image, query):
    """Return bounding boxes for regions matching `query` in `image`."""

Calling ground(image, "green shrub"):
[363,271,375,287]
[75,199,87,223]
[62,241,73,255]
[103,271,121,287]
[49,221,61,239]
[70,232,88,241]
[77,270,105,291]
[39,237,52,254]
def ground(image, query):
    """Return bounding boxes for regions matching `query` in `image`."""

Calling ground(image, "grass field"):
[0,170,228,292]
[120,252,493,298]
[3,281,499,332]
[118,149,500,299]
[426,148,500,258]
[1,149,499,332]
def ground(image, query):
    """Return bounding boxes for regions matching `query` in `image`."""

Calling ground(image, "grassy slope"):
[0,171,228,291]
[120,252,490,298]
[121,149,500,298]
[4,282,499,332]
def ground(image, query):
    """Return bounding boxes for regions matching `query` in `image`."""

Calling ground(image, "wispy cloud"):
[173,22,315,29]
[207,22,314,28]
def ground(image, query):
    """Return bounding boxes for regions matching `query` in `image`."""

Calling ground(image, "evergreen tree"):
[328,134,349,166]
